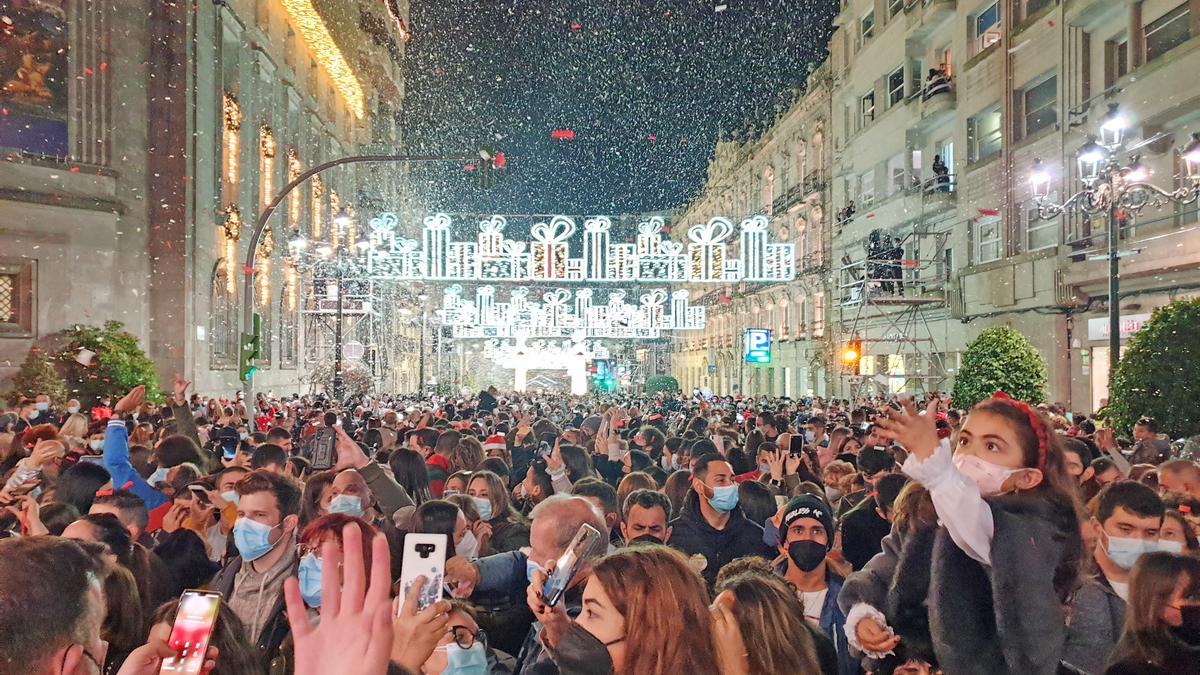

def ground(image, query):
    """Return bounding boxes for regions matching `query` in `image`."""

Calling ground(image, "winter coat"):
[929,492,1081,675]
[1063,574,1126,674]
[668,493,774,586]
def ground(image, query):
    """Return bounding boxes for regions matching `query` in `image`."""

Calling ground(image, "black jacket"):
[839,498,891,571]
[668,492,774,586]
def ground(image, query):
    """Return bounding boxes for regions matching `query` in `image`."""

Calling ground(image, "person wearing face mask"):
[1063,481,1165,674]
[1104,552,1200,675]
[878,394,1084,675]
[412,500,481,561]
[210,469,302,663]
[530,547,721,675]
[667,453,774,586]
[770,494,856,675]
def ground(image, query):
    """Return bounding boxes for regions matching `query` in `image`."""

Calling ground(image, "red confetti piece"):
[647,134,657,142]
[70,167,80,173]
[99,62,108,71]
[570,22,581,31]
[84,66,93,76]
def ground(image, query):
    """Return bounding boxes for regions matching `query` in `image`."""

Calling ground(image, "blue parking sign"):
[744,329,772,364]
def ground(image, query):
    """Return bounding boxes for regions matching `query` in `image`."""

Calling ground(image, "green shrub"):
[645,375,680,395]
[1107,299,1200,438]
[5,346,68,406]
[57,321,163,405]
[951,326,1047,409]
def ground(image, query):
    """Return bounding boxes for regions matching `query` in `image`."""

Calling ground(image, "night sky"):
[400,0,839,217]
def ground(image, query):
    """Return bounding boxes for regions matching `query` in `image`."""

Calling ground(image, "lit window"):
[860,169,876,206]
[1025,197,1059,251]
[0,260,34,336]
[974,215,1002,263]
[861,90,875,126]
[974,2,1001,51]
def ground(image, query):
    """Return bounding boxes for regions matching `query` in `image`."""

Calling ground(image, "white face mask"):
[953,453,1023,497]
[89,439,103,452]
[456,529,479,559]
[67,406,80,414]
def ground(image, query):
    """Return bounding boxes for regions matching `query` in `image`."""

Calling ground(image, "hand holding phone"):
[541,523,604,607]
[158,590,221,674]
[398,534,447,614]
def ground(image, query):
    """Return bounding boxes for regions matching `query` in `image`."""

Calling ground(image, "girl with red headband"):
[874,393,1083,675]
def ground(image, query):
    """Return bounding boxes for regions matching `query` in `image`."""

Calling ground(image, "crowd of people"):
[1,376,1199,675]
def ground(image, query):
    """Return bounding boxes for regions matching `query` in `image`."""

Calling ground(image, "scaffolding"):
[836,224,953,397]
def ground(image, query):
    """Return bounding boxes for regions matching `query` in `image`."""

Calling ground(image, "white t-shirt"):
[799,588,828,624]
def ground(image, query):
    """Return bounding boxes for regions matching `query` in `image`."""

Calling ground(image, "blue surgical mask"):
[1105,532,1151,570]
[758,462,770,474]
[67,406,80,414]
[298,553,323,607]
[239,432,249,441]
[328,494,365,518]
[148,466,169,485]
[439,642,488,675]
[804,431,815,443]
[1157,539,1185,555]
[221,490,240,506]
[471,496,494,521]
[707,483,739,513]
[233,517,281,562]
[35,402,49,412]
[525,557,544,582]
[89,440,103,452]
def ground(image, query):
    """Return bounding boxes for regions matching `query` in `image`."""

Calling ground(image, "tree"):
[57,321,163,405]
[1107,299,1200,439]
[951,326,1047,409]
[307,361,375,399]
[645,375,680,395]
[5,346,68,406]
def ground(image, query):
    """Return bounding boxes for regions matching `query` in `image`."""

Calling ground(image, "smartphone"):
[399,533,447,614]
[187,485,210,507]
[310,430,337,471]
[542,523,604,607]
[78,455,105,465]
[789,435,805,458]
[158,590,222,674]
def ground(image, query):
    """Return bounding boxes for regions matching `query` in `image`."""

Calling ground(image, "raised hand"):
[873,398,940,461]
[115,385,146,414]
[526,561,570,648]
[390,576,452,672]
[334,424,370,471]
[284,523,395,675]
[171,373,191,406]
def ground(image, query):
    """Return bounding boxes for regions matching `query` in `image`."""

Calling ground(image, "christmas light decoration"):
[222,206,242,294]
[311,175,324,239]
[287,148,302,222]
[482,337,611,369]
[260,126,276,208]
[364,213,795,283]
[329,189,342,248]
[223,94,241,185]
[258,227,273,303]
[280,0,365,118]
[285,261,298,312]
[437,285,705,339]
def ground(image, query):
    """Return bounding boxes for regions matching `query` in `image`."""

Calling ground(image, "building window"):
[860,169,876,206]
[813,293,825,336]
[968,105,1002,162]
[795,218,808,266]
[1024,0,1053,20]
[974,215,1002,263]
[1145,3,1190,62]
[860,90,875,126]
[763,166,776,215]
[1025,197,1059,251]
[888,0,904,18]
[861,10,875,41]
[888,66,905,106]
[1021,75,1057,138]
[1105,36,1129,87]
[888,153,907,195]
[0,259,34,336]
[210,264,236,368]
[974,1,1001,52]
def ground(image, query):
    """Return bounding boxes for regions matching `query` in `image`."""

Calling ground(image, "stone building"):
[0,0,412,398]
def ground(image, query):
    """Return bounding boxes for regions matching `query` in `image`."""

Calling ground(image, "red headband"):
[991,392,1047,471]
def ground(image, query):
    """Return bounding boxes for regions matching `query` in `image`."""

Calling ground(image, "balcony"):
[905,0,956,40]
[908,82,956,136]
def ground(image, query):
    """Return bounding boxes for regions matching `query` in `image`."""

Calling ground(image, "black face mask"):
[549,622,621,675]
[627,533,664,546]
[787,540,827,572]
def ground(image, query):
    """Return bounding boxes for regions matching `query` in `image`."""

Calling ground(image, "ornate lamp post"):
[1030,105,1200,386]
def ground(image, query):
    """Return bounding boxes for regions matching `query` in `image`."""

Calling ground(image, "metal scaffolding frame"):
[836,224,953,397]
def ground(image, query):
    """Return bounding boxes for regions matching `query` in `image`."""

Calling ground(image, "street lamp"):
[333,207,353,229]
[1030,104,1200,389]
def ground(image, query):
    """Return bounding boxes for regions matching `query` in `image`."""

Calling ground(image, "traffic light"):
[239,313,261,381]
[841,339,863,375]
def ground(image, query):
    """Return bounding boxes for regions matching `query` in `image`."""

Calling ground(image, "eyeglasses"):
[448,625,487,649]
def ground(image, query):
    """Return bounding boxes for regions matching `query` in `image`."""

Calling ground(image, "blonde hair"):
[59,413,89,439]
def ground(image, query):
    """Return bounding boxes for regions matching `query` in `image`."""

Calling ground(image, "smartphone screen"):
[542,523,604,607]
[399,533,447,614]
[789,435,805,457]
[159,590,221,674]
